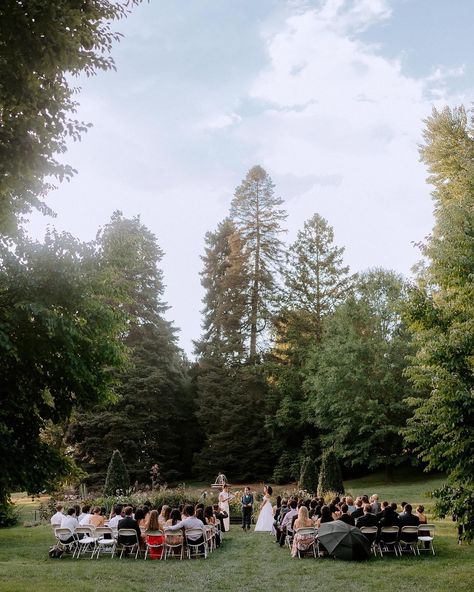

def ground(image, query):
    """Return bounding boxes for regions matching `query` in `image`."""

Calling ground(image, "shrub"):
[317,449,344,495]
[103,450,129,496]
[0,497,19,527]
[298,457,318,495]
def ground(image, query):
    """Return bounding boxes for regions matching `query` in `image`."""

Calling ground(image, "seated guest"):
[337,504,355,526]
[118,506,143,550]
[134,508,147,529]
[351,499,364,520]
[370,494,381,515]
[89,506,105,527]
[291,506,315,557]
[273,496,282,519]
[315,505,333,528]
[356,504,379,528]
[78,504,91,525]
[58,508,79,543]
[166,504,206,554]
[346,496,355,514]
[379,504,400,528]
[329,503,341,520]
[158,505,171,529]
[145,509,164,560]
[398,504,419,527]
[308,499,318,519]
[278,499,298,547]
[416,505,427,524]
[274,499,289,541]
[108,505,124,529]
[195,508,206,525]
[390,502,399,516]
[73,504,81,519]
[213,504,228,533]
[377,501,389,520]
[164,509,184,549]
[51,504,64,527]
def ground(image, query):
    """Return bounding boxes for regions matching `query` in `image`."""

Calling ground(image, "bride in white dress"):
[254,485,274,532]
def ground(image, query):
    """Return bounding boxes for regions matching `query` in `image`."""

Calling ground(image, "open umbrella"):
[318,521,371,561]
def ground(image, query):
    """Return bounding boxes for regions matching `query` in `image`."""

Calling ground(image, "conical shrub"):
[298,456,318,494]
[317,449,344,495]
[103,449,129,496]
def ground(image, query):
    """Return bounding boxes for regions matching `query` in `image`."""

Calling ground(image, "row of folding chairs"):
[360,525,436,557]
[53,524,220,560]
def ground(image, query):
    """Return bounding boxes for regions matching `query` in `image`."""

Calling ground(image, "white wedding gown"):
[254,494,274,532]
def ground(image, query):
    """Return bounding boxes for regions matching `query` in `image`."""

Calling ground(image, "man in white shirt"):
[165,505,205,553]
[79,505,93,526]
[108,504,124,529]
[50,504,64,527]
[58,508,79,543]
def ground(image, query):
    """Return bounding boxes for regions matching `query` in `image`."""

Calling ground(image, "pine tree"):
[230,166,287,358]
[317,450,344,496]
[104,450,129,496]
[283,213,353,343]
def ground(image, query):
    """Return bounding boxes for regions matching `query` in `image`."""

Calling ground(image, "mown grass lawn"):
[1,472,473,592]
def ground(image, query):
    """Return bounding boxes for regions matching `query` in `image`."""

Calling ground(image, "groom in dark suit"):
[241,487,254,531]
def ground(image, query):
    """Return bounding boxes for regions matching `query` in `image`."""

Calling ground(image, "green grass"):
[1,473,473,592]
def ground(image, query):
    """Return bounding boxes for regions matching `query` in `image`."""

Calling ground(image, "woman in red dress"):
[145,510,164,559]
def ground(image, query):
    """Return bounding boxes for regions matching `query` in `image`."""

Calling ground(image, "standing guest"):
[241,487,254,532]
[58,508,79,544]
[416,505,427,524]
[356,504,379,528]
[89,506,105,528]
[337,504,355,526]
[118,506,143,550]
[50,504,64,527]
[145,509,164,560]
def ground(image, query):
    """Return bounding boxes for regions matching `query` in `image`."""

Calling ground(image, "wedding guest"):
[213,504,228,533]
[118,506,143,550]
[78,504,91,524]
[145,509,164,560]
[134,508,147,528]
[166,505,206,554]
[58,508,79,543]
[356,504,379,528]
[158,505,171,529]
[195,507,206,525]
[108,505,124,529]
[351,499,364,520]
[89,506,105,527]
[346,496,355,514]
[337,504,355,526]
[315,505,333,528]
[50,504,64,527]
[416,505,427,524]
[370,494,381,514]
[278,500,298,547]
[398,504,419,527]
[291,506,315,558]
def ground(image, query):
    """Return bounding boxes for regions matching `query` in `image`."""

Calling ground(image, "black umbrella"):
[318,521,371,561]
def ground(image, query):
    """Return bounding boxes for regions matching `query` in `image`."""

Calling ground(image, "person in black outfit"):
[398,504,420,527]
[337,504,355,526]
[356,504,379,528]
[241,487,254,531]
[118,506,142,551]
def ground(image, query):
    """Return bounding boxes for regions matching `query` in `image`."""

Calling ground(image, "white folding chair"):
[379,526,400,557]
[185,528,207,559]
[418,524,436,555]
[75,525,96,558]
[293,527,318,558]
[400,526,419,555]
[360,526,380,557]
[117,528,141,559]
[54,528,79,556]
[204,525,216,553]
[163,528,184,560]
[144,531,165,560]
[91,526,116,559]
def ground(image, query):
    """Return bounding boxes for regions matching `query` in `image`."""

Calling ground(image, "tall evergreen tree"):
[404,106,474,537]
[104,450,129,496]
[69,213,197,485]
[230,165,287,357]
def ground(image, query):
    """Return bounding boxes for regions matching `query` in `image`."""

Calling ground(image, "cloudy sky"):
[27,0,474,355]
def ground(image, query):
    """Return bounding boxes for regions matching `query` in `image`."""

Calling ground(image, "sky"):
[27,0,474,356]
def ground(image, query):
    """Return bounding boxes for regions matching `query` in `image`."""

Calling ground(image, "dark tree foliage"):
[318,450,344,496]
[0,0,142,236]
[0,232,127,512]
[104,450,130,495]
[69,213,198,485]
[404,106,474,539]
